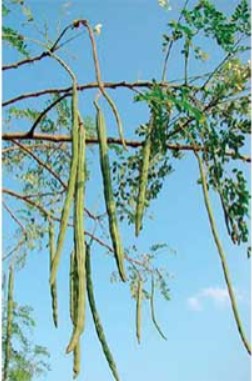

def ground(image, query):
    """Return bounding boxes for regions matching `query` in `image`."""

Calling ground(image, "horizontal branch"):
[3,51,51,71]
[2,132,251,163]
[2,80,182,107]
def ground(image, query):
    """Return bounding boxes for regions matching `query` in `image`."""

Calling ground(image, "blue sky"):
[2,1,251,381]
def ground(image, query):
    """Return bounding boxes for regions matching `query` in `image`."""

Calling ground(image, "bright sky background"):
[2,1,251,381]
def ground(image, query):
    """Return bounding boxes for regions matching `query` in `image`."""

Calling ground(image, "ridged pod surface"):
[136,276,143,344]
[49,221,58,328]
[135,119,153,236]
[69,251,75,324]
[94,100,127,282]
[73,342,81,378]
[66,117,86,354]
[150,275,167,341]
[50,82,79,286]
[70,251,81,378]
[85,244,121,381]
[3,266,14,380]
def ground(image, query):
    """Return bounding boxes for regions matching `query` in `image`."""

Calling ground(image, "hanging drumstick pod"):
[94,97,127,282]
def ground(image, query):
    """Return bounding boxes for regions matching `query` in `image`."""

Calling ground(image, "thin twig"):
[26,93,69,137]
[3,202,27,234]
[162,41,174,82]
[201,37,244,90]
[2,238,26,261]
[25,190,65,199]
[3,188,50,217]
[2,23,73,71]
[2,188,153,271]
[2,142,57,154]
[3,51,51,72]
[12,140,67,188]
[11,140,97,220]
[161,0,190,81]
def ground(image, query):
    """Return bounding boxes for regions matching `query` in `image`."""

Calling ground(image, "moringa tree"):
[2,0,251,379]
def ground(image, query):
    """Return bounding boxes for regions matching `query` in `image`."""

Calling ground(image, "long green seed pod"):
[136,276,143,344]
[70,251,81,378]
[69,251,75,324]
[94,100,127,282]
[3,266,14,381]
[135,120,153,237]
[196,152,251,355]
[50,82,79,286]
[66,116,86,353]
[150,275,167,341]
[73,342,81,378]
[85,244,121,381]
[49,221,58,328]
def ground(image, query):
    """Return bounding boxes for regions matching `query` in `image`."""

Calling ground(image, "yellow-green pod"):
[66,116,86,354]
[135,120,153,237]
[70,250,81,377]
[73,341,81,379]
[136,276,143,344]
[49,221,58,328]
[86,243,121,381]
[150,275,167,341]
[50,81,79,286]
[3,266,14,381]
[94,99,127,282]
[69,251,75,324]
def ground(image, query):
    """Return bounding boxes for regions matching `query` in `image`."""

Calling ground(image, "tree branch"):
[2,23,73,72]
[2,81,183,108]
[2,132,250,163]
[26,93,69,137]
[3,201,27,234]
[3,188,50,218]
[3,51,52,72]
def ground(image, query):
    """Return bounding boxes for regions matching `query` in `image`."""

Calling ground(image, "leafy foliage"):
[2,299,50,381]
[182,0,251,51]
[2,26,29,57]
